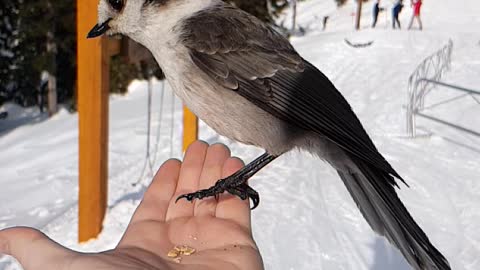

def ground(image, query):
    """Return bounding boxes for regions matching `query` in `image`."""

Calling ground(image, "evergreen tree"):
[52,1,77,105]
[0,0,20,106]
[13,0,76,106]
[334,0,348,6]
[13,1,52,106]
[227,0,291,24]
[228,0,273,23]
[0,0,76,107]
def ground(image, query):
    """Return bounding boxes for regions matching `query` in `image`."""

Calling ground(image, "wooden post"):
[77,0,110,243]
[355,0,363,30]
[183,106,198,152]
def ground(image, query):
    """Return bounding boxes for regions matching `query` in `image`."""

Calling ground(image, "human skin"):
[0,141,264,270]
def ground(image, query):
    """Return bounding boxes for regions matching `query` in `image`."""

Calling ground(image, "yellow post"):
[183,106,199,152]
[77,0,110,243]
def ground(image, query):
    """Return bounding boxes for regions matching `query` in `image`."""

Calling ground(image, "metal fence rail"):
[406,40,454,137]
[407,78,480,138]
[416,112,480,138]
[416,79,480,96]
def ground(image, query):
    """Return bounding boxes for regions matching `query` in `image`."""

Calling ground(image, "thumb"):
[0,227,76,270]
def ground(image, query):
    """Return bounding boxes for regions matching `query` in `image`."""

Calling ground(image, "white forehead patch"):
[97,0,113,24]
[143,0,217,32]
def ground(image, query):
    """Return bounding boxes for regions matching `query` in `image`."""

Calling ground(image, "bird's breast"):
[160,53,298,155]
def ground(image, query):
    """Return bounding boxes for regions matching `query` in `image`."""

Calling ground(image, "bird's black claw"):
[227,184,260,210]
[246,186,260,210]
[249,190,260,210]
[175,186,221,204]
[175,179,261,210]
[175,193,195,203]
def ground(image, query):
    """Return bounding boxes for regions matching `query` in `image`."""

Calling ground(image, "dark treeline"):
[0,0,316,109]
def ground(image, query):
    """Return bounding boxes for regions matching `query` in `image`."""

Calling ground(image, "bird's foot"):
[227,183,260,210]
[176,178,260,209]
[176,152,277,210]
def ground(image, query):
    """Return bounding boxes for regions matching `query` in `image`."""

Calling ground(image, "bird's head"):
[87,0,214,41]
[87,0,154,39]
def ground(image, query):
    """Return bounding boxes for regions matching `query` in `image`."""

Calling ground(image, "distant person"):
[392,0,404,29]
[372,0,381,28]
[38,80,48,113]
[322,16,329,31]
[408,0,423,30]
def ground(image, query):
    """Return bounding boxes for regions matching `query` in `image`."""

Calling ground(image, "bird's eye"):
[108,0,124,11]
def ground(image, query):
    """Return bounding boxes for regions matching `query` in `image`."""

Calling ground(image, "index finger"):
[215,157,252,231]
[130,159,181,223]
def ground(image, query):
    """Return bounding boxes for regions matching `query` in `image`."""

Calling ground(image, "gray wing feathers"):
[179,3,402,179]
[338,158,450,270]
[180,3,304,82]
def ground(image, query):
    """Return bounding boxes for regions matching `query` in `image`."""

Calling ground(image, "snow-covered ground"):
[1,0,480,269]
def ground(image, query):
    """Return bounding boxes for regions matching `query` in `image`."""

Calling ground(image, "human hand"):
[0,141,264,270]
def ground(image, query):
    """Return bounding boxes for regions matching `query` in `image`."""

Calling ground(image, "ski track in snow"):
[1,0,480,269]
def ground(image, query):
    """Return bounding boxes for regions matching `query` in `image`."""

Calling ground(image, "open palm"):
[0,142,264,270]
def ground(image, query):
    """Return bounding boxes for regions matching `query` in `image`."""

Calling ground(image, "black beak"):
[87,19,112,39]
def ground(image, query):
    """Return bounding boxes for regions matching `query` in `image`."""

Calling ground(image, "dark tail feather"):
[337,158,450,270]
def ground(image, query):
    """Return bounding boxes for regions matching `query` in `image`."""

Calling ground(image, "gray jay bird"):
[88,0,450,269]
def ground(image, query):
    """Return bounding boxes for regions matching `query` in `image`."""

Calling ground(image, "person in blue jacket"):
[372,0,381,28]
[392,0,404,29]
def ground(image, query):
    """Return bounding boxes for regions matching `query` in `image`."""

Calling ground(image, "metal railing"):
[406,40,454,136]
[407,78,480,137]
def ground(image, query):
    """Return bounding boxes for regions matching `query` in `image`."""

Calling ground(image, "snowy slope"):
[2,0,480,269]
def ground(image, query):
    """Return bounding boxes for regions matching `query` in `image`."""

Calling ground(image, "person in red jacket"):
[408,0,423,30]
